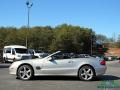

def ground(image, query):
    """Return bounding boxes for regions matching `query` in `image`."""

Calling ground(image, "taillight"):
[100,60,106,65]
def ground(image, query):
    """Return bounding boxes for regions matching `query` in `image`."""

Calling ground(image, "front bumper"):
[9,66,17,75]
[9,61,22,75]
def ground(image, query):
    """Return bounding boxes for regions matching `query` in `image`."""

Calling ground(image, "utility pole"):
[114,32,116,47]
[91,30,93,55]
[26,0,33,47]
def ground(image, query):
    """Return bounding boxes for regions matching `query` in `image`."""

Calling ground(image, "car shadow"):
[31,76,79,81]
[30,75,120,81]
[94,75,120,81]
[0,63,11,68]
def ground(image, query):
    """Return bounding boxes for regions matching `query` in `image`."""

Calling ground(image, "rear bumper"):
[95,66,107,76]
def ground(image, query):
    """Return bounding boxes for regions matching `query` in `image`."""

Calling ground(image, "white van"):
[3,45,32,62]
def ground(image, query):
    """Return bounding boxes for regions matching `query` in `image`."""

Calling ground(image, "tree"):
[117,34,120,48]
[49,24,94,53]
[0,24,103,54]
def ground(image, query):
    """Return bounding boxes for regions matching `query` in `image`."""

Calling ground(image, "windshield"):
[15,48,28,54]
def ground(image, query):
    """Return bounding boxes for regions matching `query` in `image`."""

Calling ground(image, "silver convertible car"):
[9,51,106,81]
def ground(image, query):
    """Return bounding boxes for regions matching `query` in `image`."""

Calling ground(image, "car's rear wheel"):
[17,65,33,80]
[78,65,95,81]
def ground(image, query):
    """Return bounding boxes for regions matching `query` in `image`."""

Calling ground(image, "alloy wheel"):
[79,66,95,81]
[18,65,33,80]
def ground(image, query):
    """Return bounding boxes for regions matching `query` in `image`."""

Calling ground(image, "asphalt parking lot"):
[0,61,120,90]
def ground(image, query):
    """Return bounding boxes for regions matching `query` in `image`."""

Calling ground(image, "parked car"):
[3,45,32,62]
[104,56,117,61]
[116,56,120,60]
[28,49,48,59]
[9,51,106,81]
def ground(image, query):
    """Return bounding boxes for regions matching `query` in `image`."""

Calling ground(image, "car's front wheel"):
[78,65,95,81]
[3,58,8,63]
[17,65,33,80]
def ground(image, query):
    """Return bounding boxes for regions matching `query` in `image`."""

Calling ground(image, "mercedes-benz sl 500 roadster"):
[9,51,106,81]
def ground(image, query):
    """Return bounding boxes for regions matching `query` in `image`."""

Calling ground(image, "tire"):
[13,58,16,62]
[78,65,95,81]
[3,58,7,63]
[17,65,33,80]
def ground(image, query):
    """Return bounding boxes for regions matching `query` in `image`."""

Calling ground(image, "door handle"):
[68,61,73,63]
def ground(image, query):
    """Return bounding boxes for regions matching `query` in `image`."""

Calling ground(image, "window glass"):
[52,52,71,60]
[28,49,34,54]
[5,48,11,53]
[15,48,28,54]
[12,49,15,55]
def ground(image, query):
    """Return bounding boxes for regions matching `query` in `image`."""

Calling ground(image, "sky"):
[0,0,120,38]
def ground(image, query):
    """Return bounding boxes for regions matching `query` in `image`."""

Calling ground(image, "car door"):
[4,48,12,61]
[6,48,15,61]
[10,48,16,60]
[41,56,75,75]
